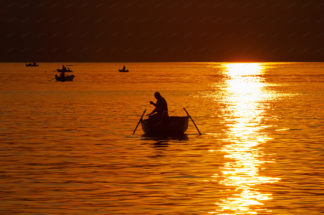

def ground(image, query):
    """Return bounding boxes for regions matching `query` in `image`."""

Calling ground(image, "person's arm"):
[148,109,157,116]
[147,101,157,116]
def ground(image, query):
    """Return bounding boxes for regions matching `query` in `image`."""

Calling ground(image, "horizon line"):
[1,61,324,63]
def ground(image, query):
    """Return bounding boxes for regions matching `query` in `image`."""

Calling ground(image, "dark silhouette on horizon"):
[118,65,129,72]
[25,62,39,67]
[55,65,75,82]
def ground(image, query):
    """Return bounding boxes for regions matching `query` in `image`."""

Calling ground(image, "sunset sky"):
[1,0,324,62]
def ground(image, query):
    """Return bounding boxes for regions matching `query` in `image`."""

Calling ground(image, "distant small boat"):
[119,65,129,72]
[55,74,75,82]
[55,65,75,82]
[141,116,189,137]
[26,62,39,67]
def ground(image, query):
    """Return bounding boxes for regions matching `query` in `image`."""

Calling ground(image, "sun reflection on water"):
[210,63,279,214]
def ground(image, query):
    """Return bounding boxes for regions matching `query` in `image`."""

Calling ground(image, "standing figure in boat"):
[118,65,129,72]
[148,92,169,121]
[55,65,75,82]
[60,65,66,78]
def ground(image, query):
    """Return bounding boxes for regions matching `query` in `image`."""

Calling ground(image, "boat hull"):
[141,116,189,137]
[55,75,75,82]
[119,69,129,72]
[26,64,39,67]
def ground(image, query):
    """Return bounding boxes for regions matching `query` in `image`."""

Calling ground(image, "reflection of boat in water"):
[141,116,189,137]
[119,65,129,72]
[55,65,75,82]
[26,62,39,67]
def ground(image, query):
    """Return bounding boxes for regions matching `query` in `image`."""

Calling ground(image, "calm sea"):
[0,62,323,214]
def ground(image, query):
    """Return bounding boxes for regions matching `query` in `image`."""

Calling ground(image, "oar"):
[183,108,201,135]
[132,109,146,135]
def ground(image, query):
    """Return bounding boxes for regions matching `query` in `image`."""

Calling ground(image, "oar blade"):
[183,108,201,135]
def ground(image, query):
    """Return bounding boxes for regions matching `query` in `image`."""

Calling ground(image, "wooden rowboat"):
[141,116,189,137]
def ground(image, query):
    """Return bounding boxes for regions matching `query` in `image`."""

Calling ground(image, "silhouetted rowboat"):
[119,65,129,72]
[55,74,75,82]
[55,65,75,82]
[141,116,189,136]
[26,62,39,67]
[119,68,129,72]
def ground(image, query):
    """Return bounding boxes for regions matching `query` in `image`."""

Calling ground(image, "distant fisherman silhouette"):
[60,65,66,78]
[148,92,168,121]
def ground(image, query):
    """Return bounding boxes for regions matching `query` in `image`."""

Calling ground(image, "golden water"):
[0,62,323,214]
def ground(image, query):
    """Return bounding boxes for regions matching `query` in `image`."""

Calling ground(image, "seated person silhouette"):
[148,92,168,121]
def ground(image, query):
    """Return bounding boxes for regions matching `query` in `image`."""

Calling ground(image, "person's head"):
[154,92,161,99]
